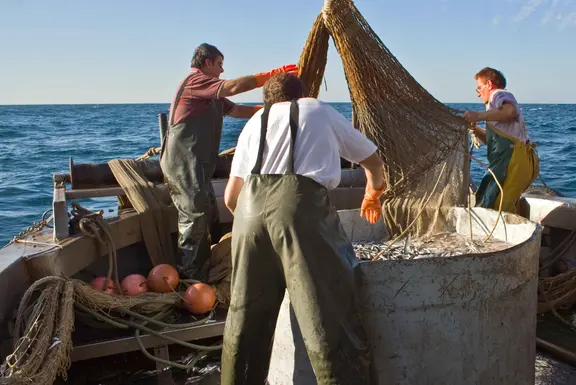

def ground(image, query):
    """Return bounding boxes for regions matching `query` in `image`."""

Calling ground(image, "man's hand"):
[254,64,299,87]
[360,184,386,224]
[268,64,298,76]
[468,124,487,145]
[462,111,482,123]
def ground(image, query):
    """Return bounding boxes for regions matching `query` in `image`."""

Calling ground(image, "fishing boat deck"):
[3,191,576,384]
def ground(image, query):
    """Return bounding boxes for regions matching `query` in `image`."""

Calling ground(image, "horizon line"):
[1,101,575,106]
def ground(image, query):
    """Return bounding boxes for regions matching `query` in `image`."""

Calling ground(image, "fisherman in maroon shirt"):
[160,43,298,280]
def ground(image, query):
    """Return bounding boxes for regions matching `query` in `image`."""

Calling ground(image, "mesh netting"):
[108,159,175,267]
[1,277,75,385]
[298,0,470,238]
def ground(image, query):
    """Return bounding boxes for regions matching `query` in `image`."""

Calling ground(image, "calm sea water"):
[0,103,574,246]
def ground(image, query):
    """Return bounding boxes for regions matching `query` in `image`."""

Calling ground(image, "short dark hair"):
[263,73,305,104]
[475,67,507,89]
[191,43,223,68]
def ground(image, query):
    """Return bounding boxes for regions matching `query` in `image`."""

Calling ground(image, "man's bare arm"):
[228,105,263,119]
[219,76,259,98]
[219,64,299,98]
[463,103,518,124]
[224,176,245,214]
[358,152,385,191]
[480,103,518,122]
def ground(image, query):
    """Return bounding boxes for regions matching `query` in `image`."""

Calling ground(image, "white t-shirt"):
[230,98,378,190]
[487,90,530,142]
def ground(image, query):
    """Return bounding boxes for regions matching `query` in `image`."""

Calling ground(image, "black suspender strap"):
[286,100,299,174]
[251,103,273,175]
[250,100,300,175]
[168,72,196,127]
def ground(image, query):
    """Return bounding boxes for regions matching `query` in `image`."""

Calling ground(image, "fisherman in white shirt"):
[220,72,385,384]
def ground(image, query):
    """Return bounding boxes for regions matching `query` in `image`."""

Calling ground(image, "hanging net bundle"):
[298,0,470,238]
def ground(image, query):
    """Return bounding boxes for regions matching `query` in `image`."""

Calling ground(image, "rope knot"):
[78,218,106,244]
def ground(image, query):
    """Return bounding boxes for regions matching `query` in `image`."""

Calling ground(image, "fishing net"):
[73,280,181,314]
[108,159,175,266]
[0,277,74,385]
[538,269,576,314]
[298,0,470,238]
[0,276,221,385]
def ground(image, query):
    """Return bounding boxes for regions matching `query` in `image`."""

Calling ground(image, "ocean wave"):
[0,102,574,245]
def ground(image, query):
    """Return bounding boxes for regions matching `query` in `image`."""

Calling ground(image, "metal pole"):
[158,113,168,147]
[536,337,576,367]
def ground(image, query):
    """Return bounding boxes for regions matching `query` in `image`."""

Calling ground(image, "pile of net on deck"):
[0,238,230,385]
[0,275,224,385]
[298,0,470,239]
[0,198,231,385]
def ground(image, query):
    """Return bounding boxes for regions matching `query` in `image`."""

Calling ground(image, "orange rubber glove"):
[360,184,386,224]
[254,64,299,87]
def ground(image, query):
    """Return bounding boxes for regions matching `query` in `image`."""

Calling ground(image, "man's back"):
[230,98,377,190]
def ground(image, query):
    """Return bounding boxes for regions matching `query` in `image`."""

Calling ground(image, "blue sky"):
[0,0,575,105]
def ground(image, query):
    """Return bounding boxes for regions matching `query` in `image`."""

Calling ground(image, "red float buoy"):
[121,274,149,296]
[147,264,179,293]
[183,283,216,315]
[90,276,117,294]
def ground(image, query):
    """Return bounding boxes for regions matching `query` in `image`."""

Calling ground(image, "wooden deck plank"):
[71,318,226,362]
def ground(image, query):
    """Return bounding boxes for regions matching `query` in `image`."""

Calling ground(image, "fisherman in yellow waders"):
[221,73,385,384]
[463,67,539,214]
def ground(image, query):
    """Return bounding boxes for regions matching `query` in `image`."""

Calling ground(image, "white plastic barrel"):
[268,207,541,385]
